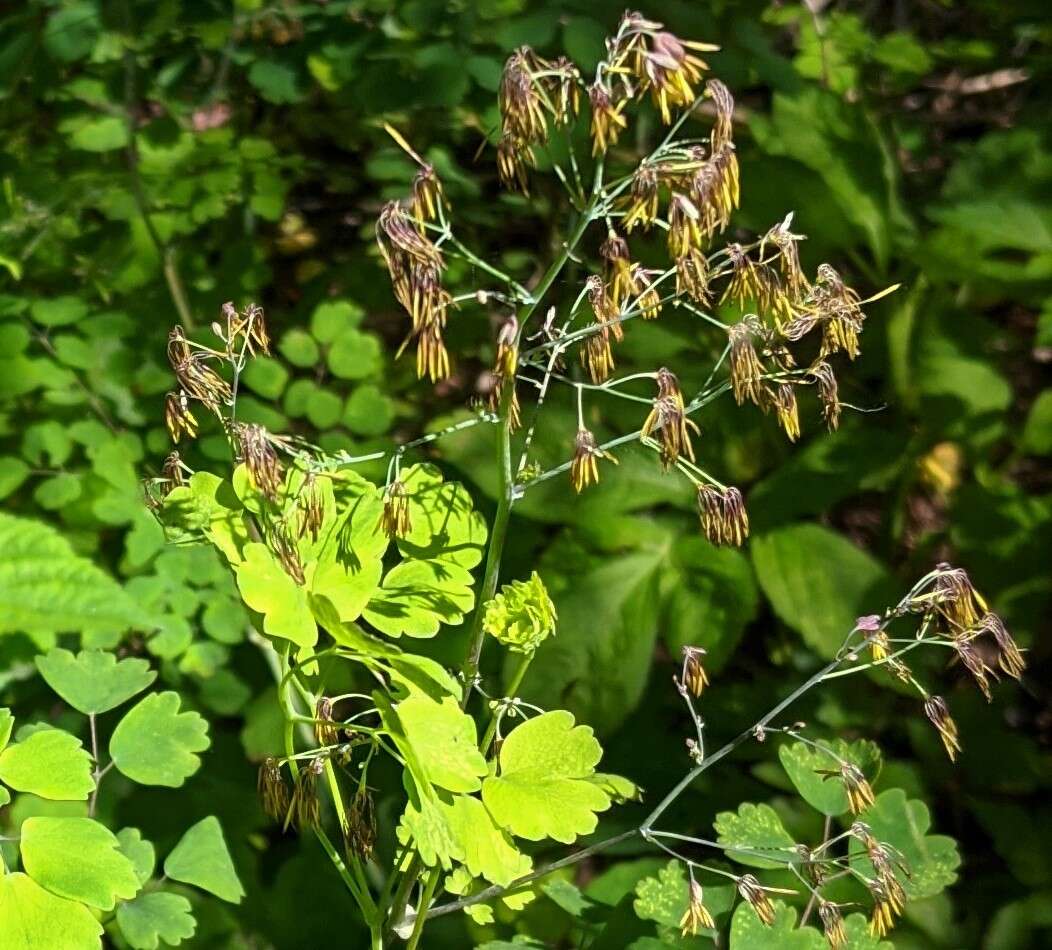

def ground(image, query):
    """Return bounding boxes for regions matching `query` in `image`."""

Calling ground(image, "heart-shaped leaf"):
[36,648,156,715]
[110,692,210,788]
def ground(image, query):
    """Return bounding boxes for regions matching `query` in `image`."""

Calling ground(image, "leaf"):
[0,512,145,642]
[751,524,896,658]
[634,860,737,935]
[713,802,797,869]
[847,789,960,899]
[396,690,488,793]
[363,559,475,638]
[35,648,156,715]
[778,739,882,816]
[397,464,488,568]
[235,543,316,648]
[729,900,824,949]
[116,892,196,950]
[0,872,103,950]
[116,828,156,885]
[19,816,140,911]
[0,728,94,801]
[482,710,612,843]
[109,692,210,787]
[0,708,13,751]
[164,816,243,903]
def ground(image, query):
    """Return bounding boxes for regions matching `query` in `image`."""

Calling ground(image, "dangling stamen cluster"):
[497,47,579,192]
[809,361,841,431]
[315,697,340,746]
[924,695,961,761]
[819,901,848,949]
[258,757,292,824]
[570,427,618,492]
[233,422,285,501]
[487,316,521,431]
[696,484,749,547]
[287,758,324,832]
[297,474,325,542]
[613,13,718,123]
[380,480,412,539]
[679,878,715,937]
[168,326,232,411]
[736,874,776,926]
[680,646,709,697]
[728,316,767,407]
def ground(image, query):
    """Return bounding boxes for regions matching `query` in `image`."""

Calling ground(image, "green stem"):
[480,650,534,756]
[405,869,441,950]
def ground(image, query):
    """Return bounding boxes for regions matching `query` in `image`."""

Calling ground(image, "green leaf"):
[235,543,316,648]
[396,690,488,793]
[729,900,824,949]
[634,860,736,931]
[0,729,94,801]
[397,464,488,568]
[751,524,896,658]
[0,708,14,752]
[109,692,210,787]
[778,739,882,816]
[36,648,156,715]
[116,892,196,950]
[1022,390,1052,455]
[0,872,103,950]
[482,710,611,843]
[0,512,145,642]
[446,795,532,887]
[19,816,140,910]
[363,559,475,638]
[713,802,797,869]
[847,789,960,899]
[116,828,156,885]
[163,816,244,904]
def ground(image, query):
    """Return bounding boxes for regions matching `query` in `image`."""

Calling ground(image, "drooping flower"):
[679,878,715,937]
[570,427,619,492]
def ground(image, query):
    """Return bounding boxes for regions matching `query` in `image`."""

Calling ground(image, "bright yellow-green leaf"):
[482,710,611,843]
[0,729,94,801]
[20,816,141,911]
[0,872,103,950]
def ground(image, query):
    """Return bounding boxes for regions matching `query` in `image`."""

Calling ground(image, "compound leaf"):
[163,816,244,904]
[20,816,140,911]
[482,710,611,843]
[110,692,210,787]
[36,648,156,715]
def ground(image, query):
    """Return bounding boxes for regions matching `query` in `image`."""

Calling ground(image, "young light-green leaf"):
[778,739,882,816]
[19,816,141,911]
[109,692,210,787]
[163,816,244,904]
[0,872,103,950]
[0,728,94,801]
[713,802,797,869]
[35,648,156,715]
[396,691,488,793]
[482,710,611,843]
[847,788,960,899]
[116,892,197,949]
